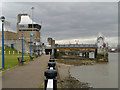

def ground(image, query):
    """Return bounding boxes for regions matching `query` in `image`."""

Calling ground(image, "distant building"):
[17,14,41,45]
[47,37,55,46]
[97,33,105,48]
[48,38,52,45]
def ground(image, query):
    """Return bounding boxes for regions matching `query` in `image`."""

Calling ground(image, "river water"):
[70,53,118,88]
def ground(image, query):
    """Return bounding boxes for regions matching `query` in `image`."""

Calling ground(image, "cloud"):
[2,2,118,46]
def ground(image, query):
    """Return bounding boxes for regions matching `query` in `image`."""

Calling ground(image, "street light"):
[22,30,24,61]
[1,16,5,69]
[30,7,35,57]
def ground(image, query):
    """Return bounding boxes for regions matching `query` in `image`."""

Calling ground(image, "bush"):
[54,52,64,58]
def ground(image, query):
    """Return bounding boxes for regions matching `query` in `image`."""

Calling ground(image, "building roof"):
[19,15,41,25]
[0,20,17,33]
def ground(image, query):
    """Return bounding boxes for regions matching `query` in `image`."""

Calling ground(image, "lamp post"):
[30,7,35,57]
[22,30,24,61]
[35,38,36,57]
[1,16,5,69]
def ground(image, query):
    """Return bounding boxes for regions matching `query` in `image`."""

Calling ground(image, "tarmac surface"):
[2,55,49,88]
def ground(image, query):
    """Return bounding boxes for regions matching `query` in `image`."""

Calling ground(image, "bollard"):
[9,51,10,54]
[13,51,14,54]
[50,54,54,59]
[48,62,56,69]
[49,58,55,62]
[44,69,57,90]
[27,51,28,54]
[18,51,19,54]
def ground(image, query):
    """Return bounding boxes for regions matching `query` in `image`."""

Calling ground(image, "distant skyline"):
[1,2,118,46]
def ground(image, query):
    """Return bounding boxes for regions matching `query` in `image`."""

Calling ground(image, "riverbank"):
[56,59,96,66]
[57,53,118,88]
[56,61,91,88]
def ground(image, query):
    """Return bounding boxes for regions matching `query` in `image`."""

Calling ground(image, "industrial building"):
[0,20,18,47]
[0,14,41,53]
[17,14,41,44]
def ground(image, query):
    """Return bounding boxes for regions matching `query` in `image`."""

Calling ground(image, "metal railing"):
[44,54,57,90]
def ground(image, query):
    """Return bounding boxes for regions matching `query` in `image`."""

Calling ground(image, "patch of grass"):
[3,54,30,70]
[96,53,108,59]
[54,52,65,58]
[0,46,34,70]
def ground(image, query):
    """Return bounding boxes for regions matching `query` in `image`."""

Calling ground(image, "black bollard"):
[48,62,56,69]
[44,69,57,90]
[49,58,55,62]
[50,53,54,59]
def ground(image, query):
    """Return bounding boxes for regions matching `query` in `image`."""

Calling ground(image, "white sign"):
[79,53,82,56]
[89,52,95,59]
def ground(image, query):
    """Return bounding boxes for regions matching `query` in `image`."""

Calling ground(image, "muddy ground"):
[56,62,92,88]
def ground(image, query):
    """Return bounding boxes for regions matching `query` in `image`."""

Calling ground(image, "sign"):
[31,32,34,37]
[89,52,95,59]
[79,53,82,56]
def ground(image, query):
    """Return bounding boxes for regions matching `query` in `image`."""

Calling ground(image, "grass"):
[0,46,35,70]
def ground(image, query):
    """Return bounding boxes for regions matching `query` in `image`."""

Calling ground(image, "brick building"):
[0,20,18,47]
[17,14,41,45]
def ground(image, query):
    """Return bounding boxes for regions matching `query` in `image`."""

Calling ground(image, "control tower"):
[17,14,41,45]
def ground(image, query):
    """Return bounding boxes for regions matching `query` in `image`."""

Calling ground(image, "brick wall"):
[18,30,40,42]
[0,31,18,40]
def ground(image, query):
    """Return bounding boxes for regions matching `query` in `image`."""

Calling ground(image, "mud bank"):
[56,62,91,88]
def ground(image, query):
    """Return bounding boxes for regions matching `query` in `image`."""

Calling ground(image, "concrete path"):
[2,55,50,88]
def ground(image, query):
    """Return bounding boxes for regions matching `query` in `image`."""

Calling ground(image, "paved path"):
[2,55,50,88]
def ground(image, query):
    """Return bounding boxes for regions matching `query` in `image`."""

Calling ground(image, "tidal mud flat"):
[56,59,95,88]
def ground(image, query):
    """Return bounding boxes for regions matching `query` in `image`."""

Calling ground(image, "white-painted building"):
[97,33,104,48]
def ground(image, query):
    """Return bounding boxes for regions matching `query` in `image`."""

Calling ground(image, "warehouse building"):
[0,20,18,47]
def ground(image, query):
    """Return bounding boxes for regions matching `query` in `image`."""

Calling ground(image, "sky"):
[0,1,118,46]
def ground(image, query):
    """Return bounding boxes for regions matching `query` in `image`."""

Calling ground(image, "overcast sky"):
[1,2,118,46]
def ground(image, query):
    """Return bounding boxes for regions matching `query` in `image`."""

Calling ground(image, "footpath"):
[2,55,49,88]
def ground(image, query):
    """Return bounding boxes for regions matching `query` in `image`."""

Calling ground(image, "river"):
[70,53,118,88]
